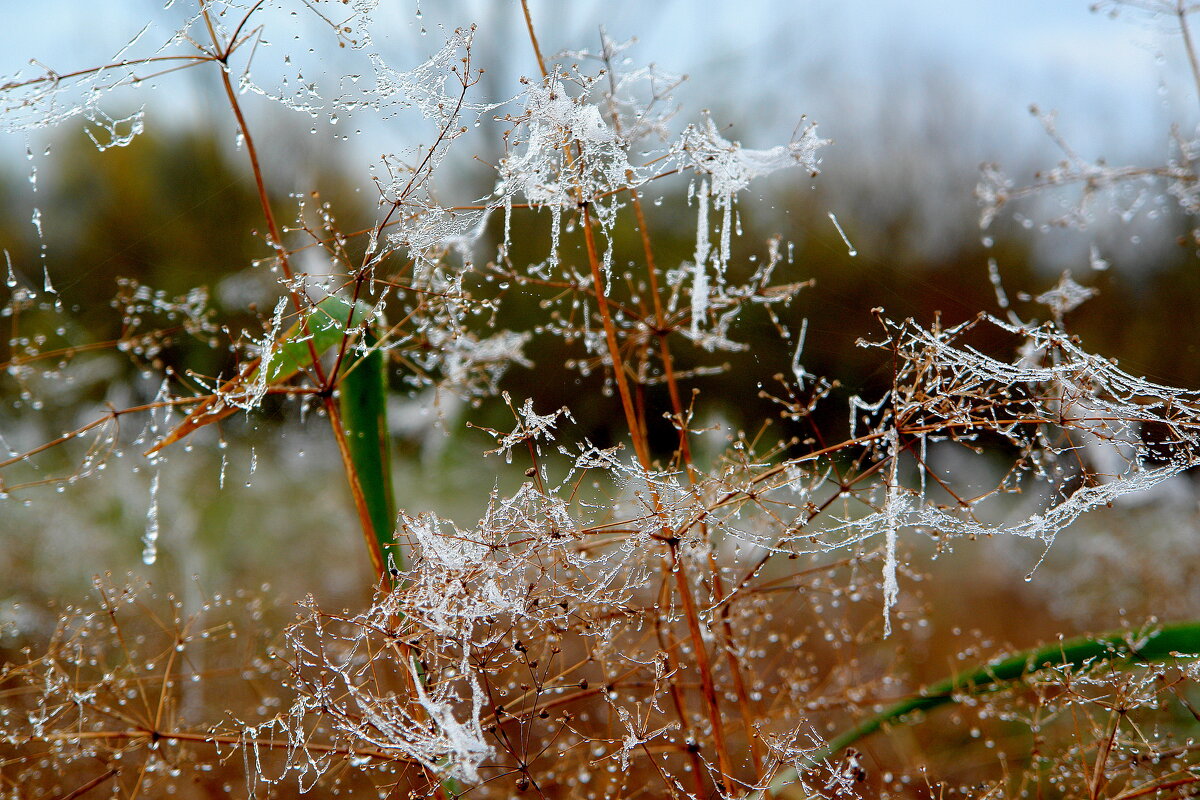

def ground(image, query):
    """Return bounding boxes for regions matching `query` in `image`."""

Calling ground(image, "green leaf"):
[336,312,400,573]
[265,295,373,383]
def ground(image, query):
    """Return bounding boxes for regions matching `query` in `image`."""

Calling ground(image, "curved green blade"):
[336,314,400,575]
[766,621,1200,797]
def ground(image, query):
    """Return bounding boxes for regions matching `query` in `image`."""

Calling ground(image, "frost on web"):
[828,313,1200,628]
[472,394,574,464]
[0,16,158,142]
[258,450,670,793]
[976,92,1200,251]
[428,328,533,399]
[497,71,633,209]
[266,594,494,787]
[558,31,687,147]
[221,0,386,116]
[1035,270,1098,319]
[675,115,827,274]
[343,26,502,270]
[391,265,533,402]
[676,114,827,201]
[335,26,493,124]
[495,68,638,277]
[976,106,1166,233]
[475,44,824,385]
[670,116,828,351]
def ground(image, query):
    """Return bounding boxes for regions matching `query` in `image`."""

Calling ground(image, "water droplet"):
[142,470,160,565]
[828,212,857,257]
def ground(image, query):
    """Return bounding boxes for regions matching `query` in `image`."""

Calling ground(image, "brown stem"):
[1113,776,1200,800]
[0,55,209,92]
[617,56,765,773]
[629,178,764,776]
[710,555,767,777]
[669,544,738,790]
[54,768,119,800]
[517,6,738,788]
[28,727,418,763]
[519,0,549,80]
[656,596,713,799]
[0,397,197,471]
[1179,0,1200,116]
[200,2,384,583]
[580,203,738,783]
[580,202,653,468]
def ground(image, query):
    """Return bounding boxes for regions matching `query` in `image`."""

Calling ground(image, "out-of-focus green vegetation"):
[0,128,374,425]
[7,125,1200,451]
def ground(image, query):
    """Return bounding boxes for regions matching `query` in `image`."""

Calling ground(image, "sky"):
[0,1,1182,150]
[0,0,1191,269]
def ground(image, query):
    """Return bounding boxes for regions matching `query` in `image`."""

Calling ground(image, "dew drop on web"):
[142,471,160,566]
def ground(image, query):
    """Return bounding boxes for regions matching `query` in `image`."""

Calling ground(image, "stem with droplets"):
[199,2,386,585]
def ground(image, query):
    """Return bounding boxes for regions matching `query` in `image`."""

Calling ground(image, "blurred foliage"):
[1,126,373,424]
[4,125,1200,455]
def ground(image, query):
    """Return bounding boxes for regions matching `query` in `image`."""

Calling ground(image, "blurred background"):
[3,0,1200,665]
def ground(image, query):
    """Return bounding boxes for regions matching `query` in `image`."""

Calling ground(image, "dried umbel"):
[0,580,292,800]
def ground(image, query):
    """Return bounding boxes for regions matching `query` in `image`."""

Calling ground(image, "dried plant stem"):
[632,180,766,780]
[519,0,549,81]
[628,180,695,471]
[667,543,738,790]
[582,65,742,800]
[764,622,1200,795]
[25,727,419,763]
[1088,711,1120,799]
[0,55,210,94]
[55,769,119,800]
[578,174,740,787]
[655,615,712,798]
[1179,0,1200,114]
[711,559,766,777]
[600,46,766,774]
[578,203,652,467]
[632,184,765,779]
[1114,776,1200,800]
[200,1,386,583]
[517,5,740,787]
[0,397,201,471]
[12,3,1200,799]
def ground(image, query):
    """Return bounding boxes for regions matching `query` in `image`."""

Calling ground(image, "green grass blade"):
[334,317,462,790]
[766,621,1200,796]
[266,295,371,382]
[335,317,399,574]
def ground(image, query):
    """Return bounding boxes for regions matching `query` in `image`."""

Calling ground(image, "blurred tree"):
[2,125,372,397]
